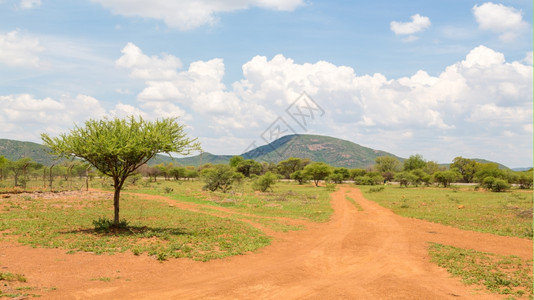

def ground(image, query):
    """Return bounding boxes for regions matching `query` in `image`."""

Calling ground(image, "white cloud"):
[118,44,532,155]
[20,0,40,9]
[473,2,528,41]
[116,43,268,129]
[0,94,106,141]
[0,30,44,67]
[116,42,182,80]
[108,103,146,119]
[1,43,531,167]
[390,14,431,36]
[523,52,533,65]
[15,43,523,165]
[91,0,304,30]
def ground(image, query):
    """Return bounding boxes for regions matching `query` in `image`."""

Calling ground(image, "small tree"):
[349,168,366,180]
[42,116,200,227]
[0,156,8,181]
[201,164,242,193]
[374,156,402,173]
[394,171,417,187]
[451,157,479,183]
[277,157,309,179]
[433,170,459,187]
[304,162,332,187]
[290,170,309,184]
[235,159,262,177]
[252,172,278,192]
[403,154,426,171]
[518,171,533,189]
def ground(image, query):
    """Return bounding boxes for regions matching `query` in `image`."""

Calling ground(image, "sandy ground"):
[1,186,531,299]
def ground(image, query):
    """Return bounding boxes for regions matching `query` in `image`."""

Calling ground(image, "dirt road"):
[2,186,531,299]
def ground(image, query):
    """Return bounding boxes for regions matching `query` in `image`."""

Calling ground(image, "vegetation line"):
[344,195,363,211]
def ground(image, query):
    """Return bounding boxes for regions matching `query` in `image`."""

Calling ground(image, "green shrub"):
[325,183,336,191]
[491,179,510,192]
[369,186,385,193]
[252,172,278,192]
[93,217,129,232]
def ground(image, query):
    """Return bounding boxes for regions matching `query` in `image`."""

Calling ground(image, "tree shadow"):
[62,225,187,237]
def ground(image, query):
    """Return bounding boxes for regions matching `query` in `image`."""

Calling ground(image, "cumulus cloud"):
[116,42,182,80]
[0,30,44,67]
[20,0,41,9]
[0,94,107,140]
[2,43,530,166]
[117,43,532,153]
[473,2,528,41]
[116,43,268,129]
[523,52,533,65]
[91,0,304,30]
[390,14,431,39]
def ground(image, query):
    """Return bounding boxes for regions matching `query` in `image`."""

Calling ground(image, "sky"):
[0,0,532,168]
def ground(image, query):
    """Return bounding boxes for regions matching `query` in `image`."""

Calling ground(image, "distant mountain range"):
[0,135,525,170]
[0,139,61,165]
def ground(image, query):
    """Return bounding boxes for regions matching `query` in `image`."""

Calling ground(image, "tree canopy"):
[303,162,332,187]
[41,116,201,226]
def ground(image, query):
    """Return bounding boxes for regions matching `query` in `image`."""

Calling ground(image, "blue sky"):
[0,0,532,168]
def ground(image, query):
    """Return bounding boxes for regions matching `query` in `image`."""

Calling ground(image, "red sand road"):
[1,186,531,299]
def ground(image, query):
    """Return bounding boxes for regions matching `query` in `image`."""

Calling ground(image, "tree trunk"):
[49,165,54,189]
[113,176,126,226]
[14,171,19,187]
[113,181,121,226]
[85,167,89,191]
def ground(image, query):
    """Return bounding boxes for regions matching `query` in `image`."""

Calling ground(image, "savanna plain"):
[0,177,531,299]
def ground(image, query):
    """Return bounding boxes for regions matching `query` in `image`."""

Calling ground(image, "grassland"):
[361,184,533,299]
[429,243,532,298]
[122,180,333,223]
[0,179,333,262]
[360,185,533,239]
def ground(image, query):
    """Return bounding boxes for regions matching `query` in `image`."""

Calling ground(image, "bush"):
[354,173,384,185]
[327,173,345,184]
[252,172,278,192]
[325,183,336,191]
[518,172,533,189]
[491,179,510,192]
[369,186,385,193]
[433,171,459,187]
[201,165,242,193]
[290,170,309,185]
[93,217,129,232]
[482,176,496,190]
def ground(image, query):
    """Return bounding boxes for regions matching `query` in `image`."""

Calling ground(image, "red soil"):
[1,186,531,299]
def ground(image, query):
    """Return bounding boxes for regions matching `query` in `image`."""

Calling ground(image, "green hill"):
[151,152,232,166]
[0,136,516,170]
[239,134,403,168]
[0,139,59,165]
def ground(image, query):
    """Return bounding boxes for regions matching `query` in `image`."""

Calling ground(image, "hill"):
[151,152,232,166]
[0,139,59,165]
[0,137,517,170]
[239,134,403,168]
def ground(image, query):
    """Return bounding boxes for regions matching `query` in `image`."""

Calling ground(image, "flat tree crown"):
[41,116,201,178]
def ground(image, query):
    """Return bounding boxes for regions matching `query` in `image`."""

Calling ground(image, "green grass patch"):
[360,186,533,239]
[91,277,112,282]
[0,272,26,282]
[125,180,333,223]
[429,243,533,297]
[0,193,270,261]
[345,195,363,211]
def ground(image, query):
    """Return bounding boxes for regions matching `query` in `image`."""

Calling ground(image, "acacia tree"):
[304,162,332,187]
[42,116,201,226]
